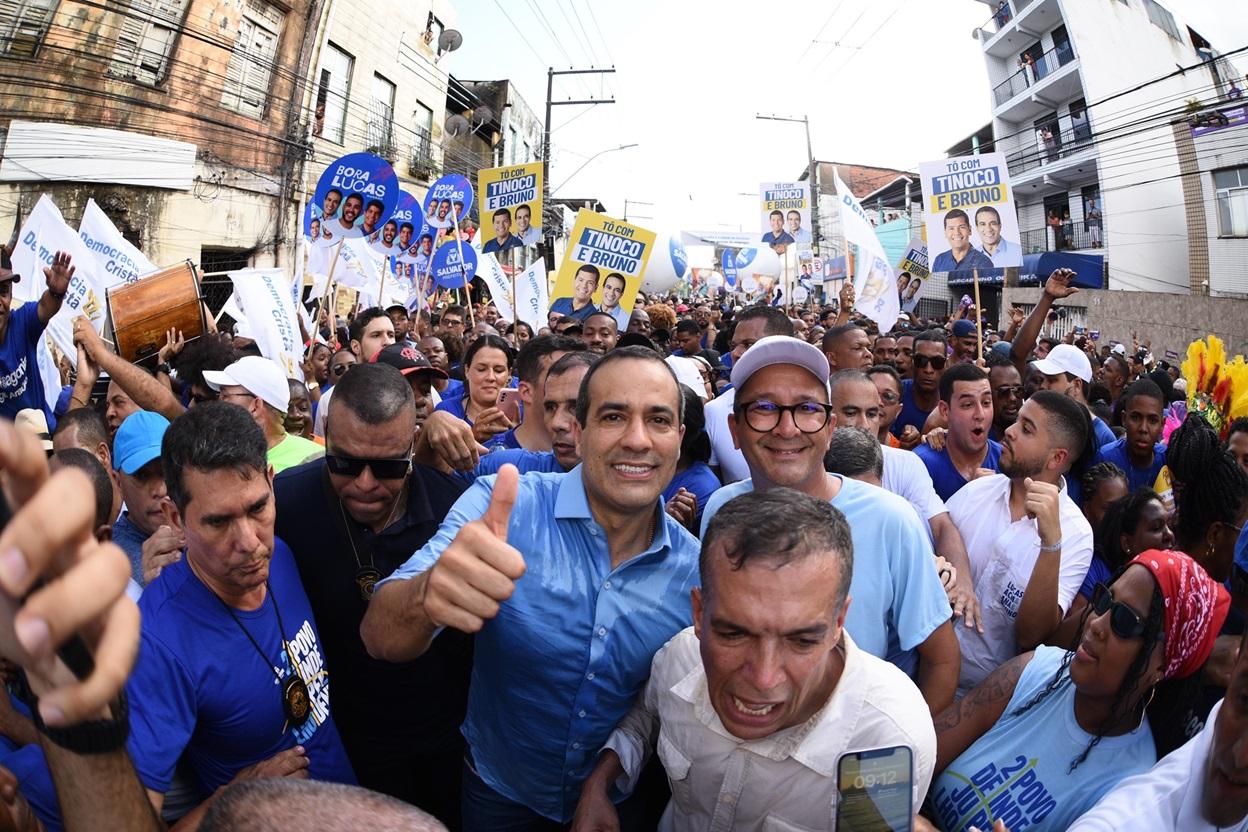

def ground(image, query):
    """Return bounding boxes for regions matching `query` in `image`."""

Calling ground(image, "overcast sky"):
[448,0,1248,233]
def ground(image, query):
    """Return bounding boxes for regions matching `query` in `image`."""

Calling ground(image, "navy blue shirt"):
[915,440,1003,502]
[111,511,150,588]
[891,379,935,438]
[0,303,51,422]
[1091,437,1167,493]
[273,461,471,787]
[549,296,599,321]
[931,246,994,273]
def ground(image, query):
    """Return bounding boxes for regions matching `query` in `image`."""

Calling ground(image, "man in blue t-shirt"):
[1091,378,1168,492]
[931,209,995,274]
[892,329,947,439]
[128,403,354,825]
[0,248,74,424]
[916,363,1002,502]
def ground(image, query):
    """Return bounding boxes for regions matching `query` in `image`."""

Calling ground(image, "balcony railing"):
[408,127,437,179]
[976,1,1015,38]
[993,42,1078,107]
[1006,120,1094,174]
[1020,220,1103,253]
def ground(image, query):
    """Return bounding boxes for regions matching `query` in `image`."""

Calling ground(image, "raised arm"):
[35,252,73,328]
[1014,479,1064,651]
[1009,269,1078,377]
[72,317,185,422]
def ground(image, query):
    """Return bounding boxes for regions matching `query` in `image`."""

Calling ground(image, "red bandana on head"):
[1130,549,1230,681]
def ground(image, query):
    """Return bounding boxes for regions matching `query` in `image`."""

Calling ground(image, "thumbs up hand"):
[420,465,527,633]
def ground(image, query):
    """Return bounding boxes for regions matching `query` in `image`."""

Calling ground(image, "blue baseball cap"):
[952,319,978,338]
[113,411,170,475]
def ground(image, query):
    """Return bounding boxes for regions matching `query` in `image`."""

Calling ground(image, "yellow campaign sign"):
[477,161,543,255]
[550,210,656,326]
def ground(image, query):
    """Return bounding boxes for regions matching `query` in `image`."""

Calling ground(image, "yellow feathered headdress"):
[1181,335,1248,439]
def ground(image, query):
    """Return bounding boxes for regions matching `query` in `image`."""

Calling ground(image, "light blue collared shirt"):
[380,465,701,822]
[980,237,1019,268]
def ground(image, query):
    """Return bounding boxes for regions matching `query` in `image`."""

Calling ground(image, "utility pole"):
[543,67,616,272]
[755,114,820,255]
[623,199,653,222]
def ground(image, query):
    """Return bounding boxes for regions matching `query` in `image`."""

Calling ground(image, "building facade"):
[972,0,1242,294]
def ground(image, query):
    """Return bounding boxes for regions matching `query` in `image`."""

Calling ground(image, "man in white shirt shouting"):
[571,489,935,831]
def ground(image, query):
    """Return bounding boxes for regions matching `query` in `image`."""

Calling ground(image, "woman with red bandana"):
[929,550,1228,832]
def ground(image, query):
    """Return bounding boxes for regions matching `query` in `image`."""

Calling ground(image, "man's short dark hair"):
[584,310,618,331]
[545,350,599,384]
[349,307,390,345]
[674,319,701,336]
[975,205,1002,223]
[866,364,902,390]
[1029,389,1091,471]
[914,328,949,348]
[827,368,871,398]
[1123,378,1165,411]
[734,305,794,337]
[172,334,241,391]
[939,362,989,404]
[574,264,601,284]
[52,406,110,450]
[345,192,363,207]
[328,363,414,430]
[399,221,414,234]
[824,426,883,481]
[1228,416,1248,444]
[821,323,865,354]
[575,346,683,428]
[769,210,784,220]
[442,304,466,321]
[366,199,384,215]
[325,188,342,202]
[515,334,585,385]
[52,448,113,531]
[492,207,511,221]
[701,489,853,611]
[201,778,446,832]
[604,272,626,290]
[162,402,268,512]
[943,208,970,227]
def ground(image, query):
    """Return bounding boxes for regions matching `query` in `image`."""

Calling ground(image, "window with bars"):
[0,0,57,58]
[366,73,396,156]
[221,0,282,119]
[108,0,189,85]
[1214,166,1248,238]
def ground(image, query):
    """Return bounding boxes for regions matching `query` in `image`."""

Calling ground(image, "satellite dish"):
[472,105,493,126]
[445,114,470,137]
[438,29,463,54]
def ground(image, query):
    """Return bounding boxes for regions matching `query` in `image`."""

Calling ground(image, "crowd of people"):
[0,245,1244,832]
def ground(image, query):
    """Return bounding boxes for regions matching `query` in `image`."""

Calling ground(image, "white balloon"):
[706,271,725,287]
[792,286,809,303]
[639,232,690,294]
[734,245,782,279]
[741,275,759,294]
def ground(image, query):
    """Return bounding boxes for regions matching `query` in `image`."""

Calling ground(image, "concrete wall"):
[1000,285,1248,358]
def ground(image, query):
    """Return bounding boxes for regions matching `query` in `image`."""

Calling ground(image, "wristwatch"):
[31,690,130,755]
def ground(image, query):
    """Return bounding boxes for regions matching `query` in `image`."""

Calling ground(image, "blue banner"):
[721,248,737,290]
[423,173,474,232]
[309,152,400,243]
[430,240,479,289]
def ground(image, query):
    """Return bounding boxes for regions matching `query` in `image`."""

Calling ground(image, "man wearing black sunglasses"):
[0,247,73,424]
[274,362,470,825]
[891,329,948,440]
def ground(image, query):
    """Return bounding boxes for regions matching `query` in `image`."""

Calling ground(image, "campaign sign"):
[423,173,473,231]
[551,209,656,324]
[371,189,420,259]
[478,161,543,253]
[430,240,478,289]
[721,248,738,290]
[759,181,812,253]
[310,152,399,245]
[897,240,929,314]
[920,152,1021,272]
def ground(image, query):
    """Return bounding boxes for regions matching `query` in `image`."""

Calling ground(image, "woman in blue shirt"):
[433,334,514,444]
[931,550,1227,832]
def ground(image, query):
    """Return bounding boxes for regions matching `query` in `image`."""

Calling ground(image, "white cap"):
[665,356,708,400]
[1111,342,1127,356]
[730,335,830,391]
[203,356,290,412]
[1032,343,1092,383]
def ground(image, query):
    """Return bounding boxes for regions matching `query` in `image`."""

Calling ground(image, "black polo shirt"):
[274,460,471,774]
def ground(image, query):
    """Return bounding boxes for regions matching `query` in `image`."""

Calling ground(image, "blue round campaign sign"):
[372,190,421,256]
[721,248,738,290]
[669,236,689,280]
[431,239,479,289]
[422,173,474,231]
[310,152,400,245]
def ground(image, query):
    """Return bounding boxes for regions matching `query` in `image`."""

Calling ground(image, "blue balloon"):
[430,240,479,289]
[311,152,401,240]
[422,174,475,232]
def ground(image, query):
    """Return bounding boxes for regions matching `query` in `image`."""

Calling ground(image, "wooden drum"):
[107,261,206,362]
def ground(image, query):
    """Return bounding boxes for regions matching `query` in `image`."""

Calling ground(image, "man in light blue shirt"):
[362,346,700,827]
[975,205,1020,268]
[698,335,958,714]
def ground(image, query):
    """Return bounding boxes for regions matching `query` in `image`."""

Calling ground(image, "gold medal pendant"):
[355,567,381,601]
[283,675,311,727]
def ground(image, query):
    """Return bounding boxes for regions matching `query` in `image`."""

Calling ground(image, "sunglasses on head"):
[331,363,353,376]
[913,354,947,371]
[325,452,412,480]
[1090,582,1147,639]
